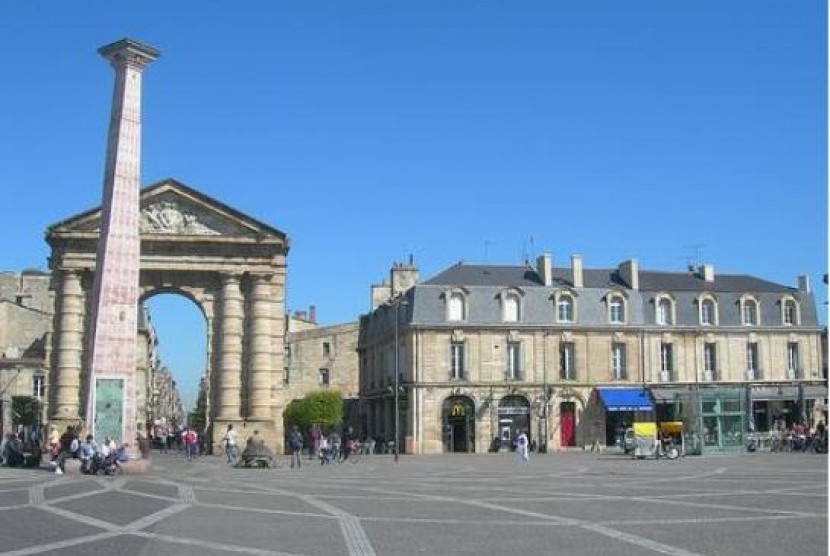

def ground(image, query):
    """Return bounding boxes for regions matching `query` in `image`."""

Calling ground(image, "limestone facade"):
[0,271,52,437]
[285,321,360,404]
[359,257,825,454]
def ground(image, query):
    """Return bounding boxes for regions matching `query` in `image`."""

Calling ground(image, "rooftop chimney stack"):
[537,253,553,286]
[619,259,639,290]
[391,259,419,298]
[700,264,715,283]
[571,254,584,288]
[798,274,811,293]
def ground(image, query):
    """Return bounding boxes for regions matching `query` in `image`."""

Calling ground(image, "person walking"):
[308,424,321,461]
[222,424,238,465]
[515,429,530,464]
[288,425,303,468]
[183,427,198,460]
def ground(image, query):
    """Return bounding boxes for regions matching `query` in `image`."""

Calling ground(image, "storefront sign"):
[498,407,529,415]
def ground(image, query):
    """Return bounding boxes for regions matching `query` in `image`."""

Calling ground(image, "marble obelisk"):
[86,39,159,447]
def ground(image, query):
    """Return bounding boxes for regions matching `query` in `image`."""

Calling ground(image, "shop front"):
[441,396,475,453]
[496,395,530,451]
[749,384,828,431]
[594,387,655,448]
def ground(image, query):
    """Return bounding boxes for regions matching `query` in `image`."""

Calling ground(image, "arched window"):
[501,290,522,322]
[656,296,674,325]
[447,291,466,322]
[782,298,799,326]
[608,295,626,324]
[557,294,574,323]
[740,296,759,326]
[700,297,717,326]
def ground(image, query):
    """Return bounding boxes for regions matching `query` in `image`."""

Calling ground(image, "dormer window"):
[556,292,575,323]
[445,290,467,322]
[782,297,799,326]
[655,295,674,325]
[699,296,717,326]
[740,296,759,326]
[499,289,523,323]
[608,293,626,324]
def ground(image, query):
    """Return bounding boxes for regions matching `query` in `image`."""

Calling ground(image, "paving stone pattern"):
[0,451,825,556]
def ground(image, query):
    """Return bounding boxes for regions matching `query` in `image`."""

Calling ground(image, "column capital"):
[99,38,160,70]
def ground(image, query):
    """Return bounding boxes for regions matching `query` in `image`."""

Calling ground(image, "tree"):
[283,390,343,432]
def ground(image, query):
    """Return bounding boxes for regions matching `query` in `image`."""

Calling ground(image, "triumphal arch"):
[46,178,289,450]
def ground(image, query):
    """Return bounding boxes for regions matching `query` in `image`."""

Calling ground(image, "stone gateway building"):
[45,179,290,451]
[359,255,825,455]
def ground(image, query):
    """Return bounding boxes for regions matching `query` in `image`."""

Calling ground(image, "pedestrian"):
[308,424,321,461]
[515,429,529,463]
[288,425,303,468]
[183,427,198,460]
[222,424,238,465]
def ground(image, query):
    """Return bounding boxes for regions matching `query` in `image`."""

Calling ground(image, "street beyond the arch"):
[0,452,825,556]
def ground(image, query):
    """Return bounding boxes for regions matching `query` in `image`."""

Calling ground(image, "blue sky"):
[1,2,826,408]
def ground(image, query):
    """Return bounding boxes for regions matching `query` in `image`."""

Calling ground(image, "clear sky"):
[1,2,826,409]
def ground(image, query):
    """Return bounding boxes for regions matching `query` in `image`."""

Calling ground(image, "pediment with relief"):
[47,179,287,243]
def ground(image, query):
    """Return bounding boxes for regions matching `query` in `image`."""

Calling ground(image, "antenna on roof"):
[682,244,706,270]
[483,240,492,263]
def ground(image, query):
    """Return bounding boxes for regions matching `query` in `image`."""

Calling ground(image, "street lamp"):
[392,293,407,463]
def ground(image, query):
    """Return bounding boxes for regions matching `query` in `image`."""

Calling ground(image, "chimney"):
[371,282,390,311]
[571,254,584,288]
[700,264,715,283]
[391,259,419,297]
[308,305,316,324]
[619,259,639,290]
[537,253,553,286]
[798,274,811,293]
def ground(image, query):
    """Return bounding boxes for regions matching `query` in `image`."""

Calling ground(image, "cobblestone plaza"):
[0,452,825,556]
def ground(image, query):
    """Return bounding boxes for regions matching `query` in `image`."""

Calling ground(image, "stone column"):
[248,275,273,421]
[86,39,159,447]
[217,274,243,420]
[53,270,85,421]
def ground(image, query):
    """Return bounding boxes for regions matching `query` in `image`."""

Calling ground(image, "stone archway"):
[441,396,475,453]
[45,179,290,451]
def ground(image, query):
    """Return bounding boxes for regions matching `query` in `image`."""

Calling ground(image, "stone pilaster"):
[53,270,84,422]
[217,274,243,420]
[248,275,273,421]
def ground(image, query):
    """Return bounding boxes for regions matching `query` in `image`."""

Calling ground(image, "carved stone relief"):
[140,201,221,235]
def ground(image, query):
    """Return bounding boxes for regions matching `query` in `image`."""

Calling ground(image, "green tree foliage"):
[283,391,343,432]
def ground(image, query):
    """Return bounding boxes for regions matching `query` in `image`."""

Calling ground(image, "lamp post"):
[392,294,407,463]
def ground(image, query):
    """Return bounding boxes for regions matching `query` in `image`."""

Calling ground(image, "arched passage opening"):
[498,395,530,450]
[143,291,208,446]
[441,396,475,453]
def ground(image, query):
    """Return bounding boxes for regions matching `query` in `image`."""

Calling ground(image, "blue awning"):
[597,388,654,412]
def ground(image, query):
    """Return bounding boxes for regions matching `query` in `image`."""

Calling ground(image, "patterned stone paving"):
[0,452,825,556]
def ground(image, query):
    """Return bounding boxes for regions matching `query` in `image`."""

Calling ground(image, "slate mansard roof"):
[410,263,819,328]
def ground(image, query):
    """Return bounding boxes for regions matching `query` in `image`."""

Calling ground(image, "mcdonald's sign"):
[451,403,466,417]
